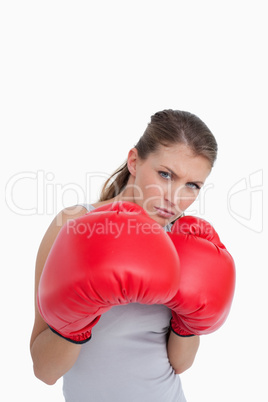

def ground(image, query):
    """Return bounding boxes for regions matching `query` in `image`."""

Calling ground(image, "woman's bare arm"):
[167,331,200,374]
[30,206,88,385]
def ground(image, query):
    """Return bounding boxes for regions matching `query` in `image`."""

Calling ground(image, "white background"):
[1,1,267,401]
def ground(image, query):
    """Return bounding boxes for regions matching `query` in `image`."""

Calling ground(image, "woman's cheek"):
[177,189,198,211]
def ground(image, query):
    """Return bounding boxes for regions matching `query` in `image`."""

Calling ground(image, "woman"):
[30,110,219,401]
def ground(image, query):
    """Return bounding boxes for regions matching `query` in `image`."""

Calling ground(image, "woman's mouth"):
[153,207,175,219]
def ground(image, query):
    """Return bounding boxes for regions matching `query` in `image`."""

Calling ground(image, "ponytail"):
[99,160,130,202]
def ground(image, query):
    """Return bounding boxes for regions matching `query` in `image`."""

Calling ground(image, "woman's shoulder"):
[90,199,117,210]
[56,204,90,224]
[37,205,89,259]
[36,205,89,268]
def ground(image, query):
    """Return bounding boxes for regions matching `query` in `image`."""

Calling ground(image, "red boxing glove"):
[37,202,180,343]
[166,216,236,336]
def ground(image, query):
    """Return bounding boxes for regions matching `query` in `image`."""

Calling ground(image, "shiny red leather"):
[167,216,236,336]
[37,202,181,343]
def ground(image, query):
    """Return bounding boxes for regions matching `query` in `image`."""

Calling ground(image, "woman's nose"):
[164,183,182,207]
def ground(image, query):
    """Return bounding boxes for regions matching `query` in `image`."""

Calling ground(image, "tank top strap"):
[78,203,96,212]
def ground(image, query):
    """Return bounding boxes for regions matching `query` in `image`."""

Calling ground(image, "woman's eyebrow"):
[160,165,204,185]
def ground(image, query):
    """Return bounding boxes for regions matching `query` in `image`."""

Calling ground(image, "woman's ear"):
[127,148,138,177]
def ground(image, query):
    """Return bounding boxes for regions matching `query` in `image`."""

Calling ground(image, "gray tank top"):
[63,204,186,402]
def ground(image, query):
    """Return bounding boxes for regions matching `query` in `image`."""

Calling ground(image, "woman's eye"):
[186,182,201,190]
[159,171,172,180]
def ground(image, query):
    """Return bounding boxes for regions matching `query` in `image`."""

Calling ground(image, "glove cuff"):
[170,318,195,337]
[48,326,92,344]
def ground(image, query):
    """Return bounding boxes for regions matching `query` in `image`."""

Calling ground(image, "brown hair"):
[99,109,217,201]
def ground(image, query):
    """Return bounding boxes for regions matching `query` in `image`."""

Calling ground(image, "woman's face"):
[126,144,212,227]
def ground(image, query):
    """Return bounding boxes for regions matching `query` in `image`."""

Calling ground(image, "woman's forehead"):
[150,144,212,177]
